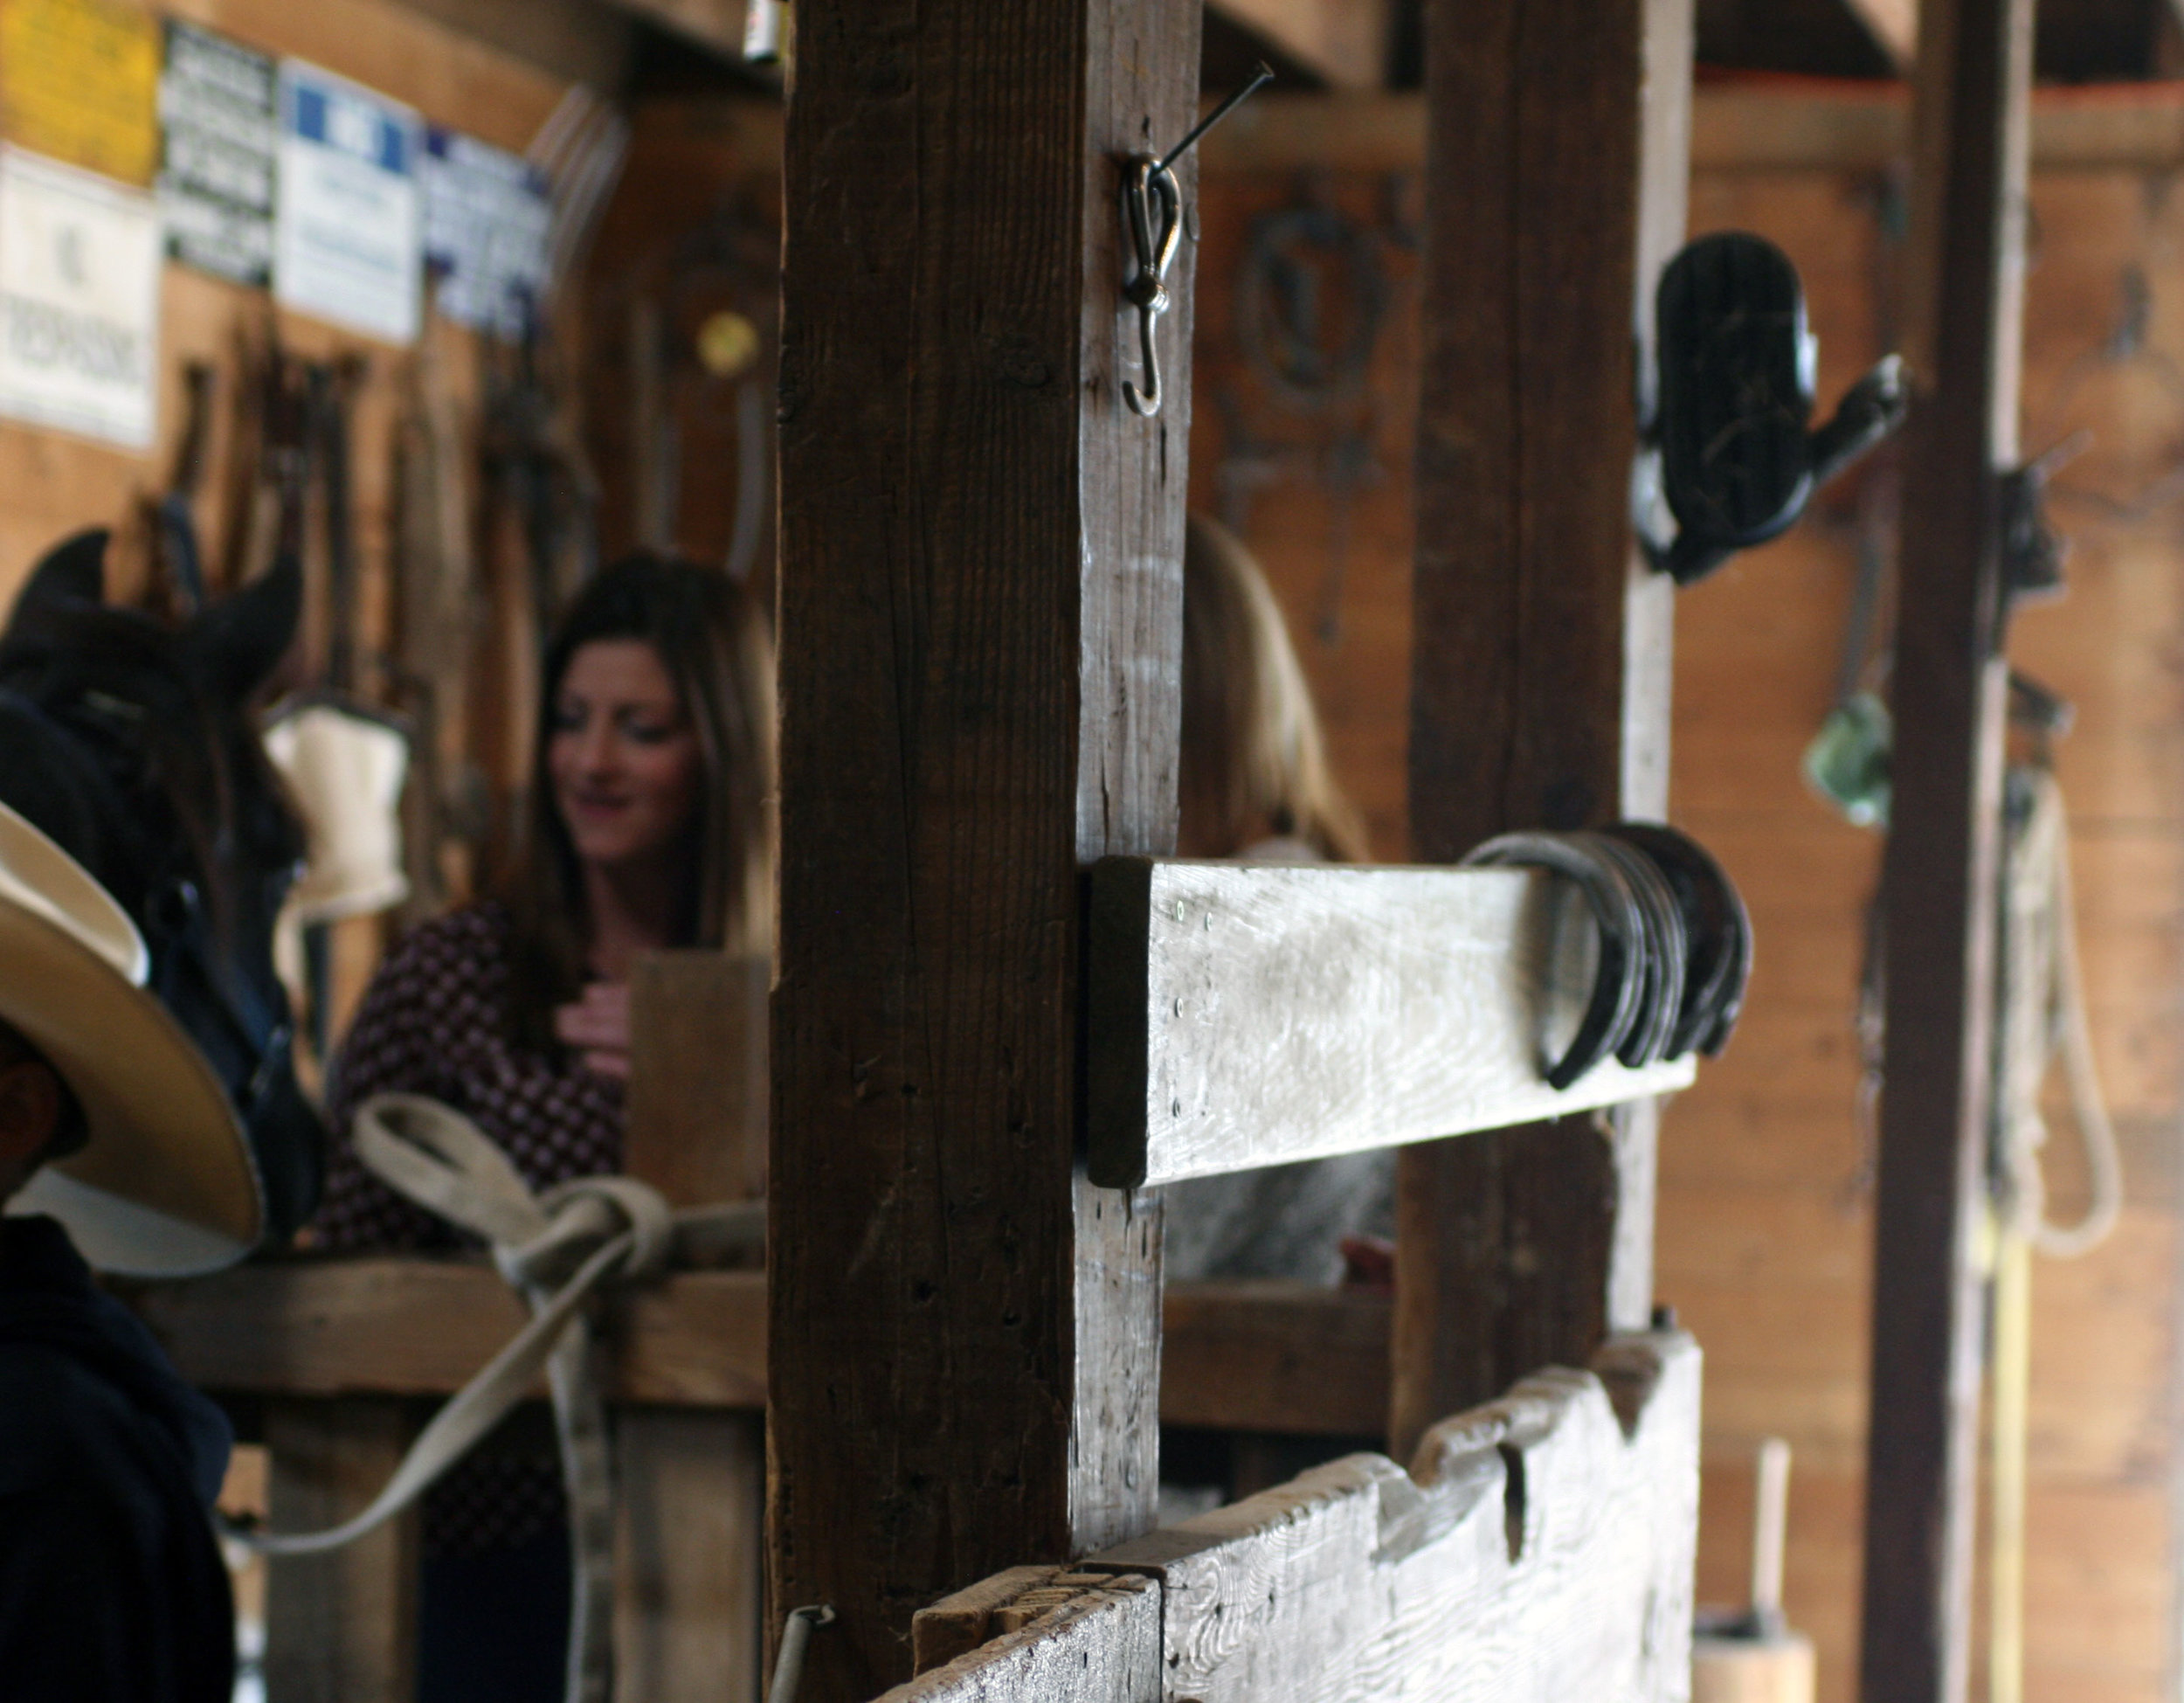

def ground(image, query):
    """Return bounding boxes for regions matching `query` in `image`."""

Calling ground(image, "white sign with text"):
[0,146,161,448]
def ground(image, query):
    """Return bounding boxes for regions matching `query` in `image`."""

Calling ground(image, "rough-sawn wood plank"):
[887,1332,1698,1703]
[1090,860,1696,1187]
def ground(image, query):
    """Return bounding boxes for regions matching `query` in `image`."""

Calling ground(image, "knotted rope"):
[1996,767,2123,1257]
[237,1092,764,1703]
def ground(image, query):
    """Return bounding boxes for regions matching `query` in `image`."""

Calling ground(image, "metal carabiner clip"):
[1122,158,1183,417]
[1118,63,1274,419]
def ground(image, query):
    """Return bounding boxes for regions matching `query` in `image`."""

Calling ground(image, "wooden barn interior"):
[2,1,2182,1701]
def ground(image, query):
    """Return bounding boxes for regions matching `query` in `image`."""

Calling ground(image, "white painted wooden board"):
[881,1333,1698,1703]
[1094,1330,1701,1703]
[1088,859,1697,1187]
[871,1574,1161,1703]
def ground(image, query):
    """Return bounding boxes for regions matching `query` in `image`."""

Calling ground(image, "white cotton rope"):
[1997,767,2125,1259]
[234,1093,765,1703]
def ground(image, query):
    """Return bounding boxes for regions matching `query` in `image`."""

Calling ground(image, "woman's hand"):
[555,982,632,1079]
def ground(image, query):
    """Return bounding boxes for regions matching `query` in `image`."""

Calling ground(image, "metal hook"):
[1120,63,1274,418]
[1123,158,1182,416]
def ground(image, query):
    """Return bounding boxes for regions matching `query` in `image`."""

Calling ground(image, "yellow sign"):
[0,0,160,186]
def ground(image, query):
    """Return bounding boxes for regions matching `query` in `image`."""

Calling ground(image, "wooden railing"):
[885,1333,1700,1703]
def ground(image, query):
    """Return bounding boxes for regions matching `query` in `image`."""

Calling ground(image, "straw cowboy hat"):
[0,798,261,1275]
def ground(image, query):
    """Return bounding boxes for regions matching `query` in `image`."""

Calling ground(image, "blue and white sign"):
[421,128,550,340]
[273,59,419,344]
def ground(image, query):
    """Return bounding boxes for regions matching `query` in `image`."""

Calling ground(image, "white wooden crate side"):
[1093,1331,1700,1703]
[1088,859,1696,1188]
[871,1575,1161,1703]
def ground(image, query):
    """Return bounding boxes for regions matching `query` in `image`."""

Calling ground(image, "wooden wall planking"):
[1185,106,2184,1703]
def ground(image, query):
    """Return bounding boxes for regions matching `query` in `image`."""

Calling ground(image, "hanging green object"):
[1804,691,1891,827]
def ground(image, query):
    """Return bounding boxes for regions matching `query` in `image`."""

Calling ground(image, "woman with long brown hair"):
[313,553,773,1703]
[1165,516,1386,1284]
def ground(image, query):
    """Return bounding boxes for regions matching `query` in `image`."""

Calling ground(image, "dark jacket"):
[0,1214,235,1703]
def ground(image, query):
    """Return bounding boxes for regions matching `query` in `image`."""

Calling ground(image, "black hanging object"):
[1643,231,1908,586]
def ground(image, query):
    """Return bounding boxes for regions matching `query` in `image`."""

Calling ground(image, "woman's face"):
[548,640,703,875]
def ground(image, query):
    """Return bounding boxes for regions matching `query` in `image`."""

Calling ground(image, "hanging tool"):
[390,295,488,917]
[152,361,218,618]
[1120,63,1274,418]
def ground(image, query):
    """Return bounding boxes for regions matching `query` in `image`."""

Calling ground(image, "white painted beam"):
[1089,860,1699,1189]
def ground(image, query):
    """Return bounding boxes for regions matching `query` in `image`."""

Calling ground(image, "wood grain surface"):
[135,1263,1396,1438]
[770,0,1198,1693]
[1089,859,1694,1187]
[1092,1332,1697,1703]
[626,952,771,1208]
[131,1261,769,1405]
[617,958,771,1703]
[1188,85,2184,177]
[1176,115,2184,1703]
[873,1575,1161,1703]
[1394,0,1692,1460]
[906,1332,1698,1703]
[261,1399,420,1703]
[613,1409,765,1703]
[1859,1,2033,1700]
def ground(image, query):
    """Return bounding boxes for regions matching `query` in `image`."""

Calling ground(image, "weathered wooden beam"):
[1394,0,1691,1460]
[1089,859,1694,1189]
[1859,0,2031,1699]
[134,1265,1390,1434]
[1840,0,1918,69]
[261,1399,419,1703]
[626,952,770,1208]
[614,1409,765,1703]
[1188,84,2184,177]
[1204,0,1391,88]
[877,1575,1163,1703]
[611,0,743,59]
[130,1261,770,1404]
[396,0,639,88]
[905,1332,1699,1703]
[1158,1280,1390,1435]
[771,0,1199,1693]
[617,949,769,1703]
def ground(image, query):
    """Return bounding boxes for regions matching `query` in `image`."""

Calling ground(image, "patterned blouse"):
[314,901,623,1554]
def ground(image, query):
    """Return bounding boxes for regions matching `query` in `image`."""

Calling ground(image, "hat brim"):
[0,899,261,1276]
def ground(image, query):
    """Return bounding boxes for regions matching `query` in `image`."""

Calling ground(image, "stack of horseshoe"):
[1462,823,1752,1091]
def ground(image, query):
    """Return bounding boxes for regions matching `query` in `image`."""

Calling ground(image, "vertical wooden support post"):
[262,1400,419,1703]
[769,3,1199,1697]
[1393,0,1693,1458]
[1859,3,2031,1700]
[616,952,772,1703]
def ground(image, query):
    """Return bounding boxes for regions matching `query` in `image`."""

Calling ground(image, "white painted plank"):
[1089,860,1697,1187]
[1095,1331,1700,1703]
[873,1575,1161,1703]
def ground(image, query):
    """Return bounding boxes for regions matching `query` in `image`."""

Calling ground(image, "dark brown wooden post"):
[1860,3,2031,1700]
[768,3,1200,1698]
[1393,0,1693,1459]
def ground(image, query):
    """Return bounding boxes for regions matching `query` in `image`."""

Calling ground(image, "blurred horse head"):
[0,530,322,1245]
